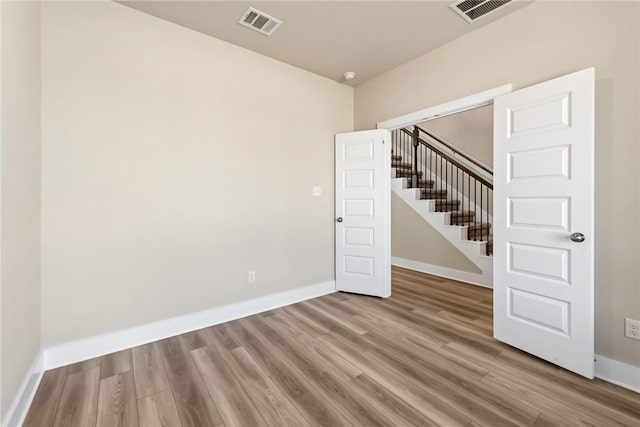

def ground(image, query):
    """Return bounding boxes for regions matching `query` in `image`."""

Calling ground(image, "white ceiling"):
[119,1,531,86]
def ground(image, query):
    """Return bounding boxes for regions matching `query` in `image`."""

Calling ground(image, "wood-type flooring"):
[24,267,640,426]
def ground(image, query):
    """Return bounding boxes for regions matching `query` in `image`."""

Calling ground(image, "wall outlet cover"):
[624,318,640,340]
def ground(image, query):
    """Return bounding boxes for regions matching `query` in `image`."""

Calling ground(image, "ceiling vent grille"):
[450,0,513,23]
[239,7,282,36]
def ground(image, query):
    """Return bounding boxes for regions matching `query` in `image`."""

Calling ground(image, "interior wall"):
[355,1,640,367]
[40,1,353,347]
[0,0,41,421]
[418,104,493,168]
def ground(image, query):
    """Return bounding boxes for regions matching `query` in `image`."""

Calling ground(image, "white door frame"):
[375,84,512,286]
[376,85,512,131]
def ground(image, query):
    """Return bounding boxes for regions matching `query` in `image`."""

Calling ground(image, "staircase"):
[391,126,493,287]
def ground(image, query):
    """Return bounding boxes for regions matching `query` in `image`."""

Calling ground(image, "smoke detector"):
[343,72,356,81]
[450,0,513,23]
[239,7,282,36]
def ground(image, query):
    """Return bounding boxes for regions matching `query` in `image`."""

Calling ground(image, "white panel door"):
[494,68,595,378]
[335,130,391,297]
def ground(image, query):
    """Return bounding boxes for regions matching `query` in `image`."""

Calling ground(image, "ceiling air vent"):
[239,7,282,36]
[451,0,513,23]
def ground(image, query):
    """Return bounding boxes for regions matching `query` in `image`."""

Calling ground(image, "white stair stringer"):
[391,174,493,287]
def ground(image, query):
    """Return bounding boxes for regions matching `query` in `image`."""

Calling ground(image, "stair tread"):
[392,162,413,169]
[395,170,424,177]
[420,189,447,199]
[409,179,435,188]
[467,223,492,230]
[450,211,476,219]
[434,200,461,211]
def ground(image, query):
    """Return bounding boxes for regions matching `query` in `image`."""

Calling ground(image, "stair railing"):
[415,125,493,177]
[391,126,494,254]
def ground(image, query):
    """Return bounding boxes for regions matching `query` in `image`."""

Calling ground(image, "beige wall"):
[40,1,353,347]
[0,0,41,421]
[418,104,493,168]
[392,193,480,274]
[356,1,640,367]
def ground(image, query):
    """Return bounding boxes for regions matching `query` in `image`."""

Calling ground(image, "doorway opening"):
[377,86,509,289]
[388,104,495,287]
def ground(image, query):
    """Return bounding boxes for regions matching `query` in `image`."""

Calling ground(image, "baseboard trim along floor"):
[44,280,336,370]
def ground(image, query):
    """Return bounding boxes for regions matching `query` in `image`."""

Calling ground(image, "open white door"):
[335,129,391,298]
[494,68,595,378]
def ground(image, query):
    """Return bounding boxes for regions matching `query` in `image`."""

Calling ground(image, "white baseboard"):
[2,350,44,427]
[595,354,640,393]
[392,256,492,289]
[44,280,335,370]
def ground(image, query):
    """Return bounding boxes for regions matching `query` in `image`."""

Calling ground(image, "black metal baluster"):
[446,157,449,207]
[452,165,456,225]
[467,174,470,226]
[393,130,397,161]
[430,148,433,192]
[420,144,424,191]
[439,154,442,202]
[480,183,484,242]
[440,154,443,200]
[411,126,420,188]
[473,177,477,240]
[403,131,407,180]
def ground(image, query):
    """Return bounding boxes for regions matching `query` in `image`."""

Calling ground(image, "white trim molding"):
[376,84,512,130]
[595,354,640,393]
[2,351,45,427]
[44,281,335,370]
[392,257,491,289]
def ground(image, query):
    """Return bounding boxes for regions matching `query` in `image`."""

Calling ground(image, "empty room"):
[1,0,639,426]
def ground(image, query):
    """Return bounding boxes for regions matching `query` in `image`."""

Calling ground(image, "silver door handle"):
[337,217,343,223]
[570,232,585,243]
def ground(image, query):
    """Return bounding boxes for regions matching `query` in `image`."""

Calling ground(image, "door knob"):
[570,232,585,243]
[337,217,343,223]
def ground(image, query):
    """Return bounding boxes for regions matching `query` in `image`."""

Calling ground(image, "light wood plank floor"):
[25,267,640,426]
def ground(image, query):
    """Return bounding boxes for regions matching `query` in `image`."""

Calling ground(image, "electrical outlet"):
[625,318,640,340]
[312,186,322,197]
[248,271,256,284]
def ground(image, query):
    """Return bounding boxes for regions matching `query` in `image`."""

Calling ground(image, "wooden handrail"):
[414,125,493,175]
[400,128,493,189]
